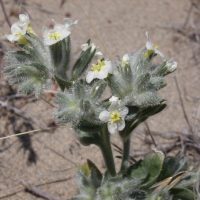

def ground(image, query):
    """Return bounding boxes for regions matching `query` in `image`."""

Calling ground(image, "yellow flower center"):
[144,49,154,59]
[91,60,105,72]
[13,24,34,45]
[27,24,35,34]
[109,111,121,123]
[15,32,27,45]
[48,31,61,40]
[144,44,158,59]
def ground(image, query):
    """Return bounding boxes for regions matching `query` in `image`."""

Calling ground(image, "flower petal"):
[6,34,18,42]
[108,122,118,134]
[155,49,164,58]
[122,54,129,62]
[96,70,108,80]
[104,60,113,73]
[81,43,89,51]
[86,71,95,83]
[119,106,129,118]
[95,51,103,56]
[117,120,125,131]
[64,18,78,29]
[109,96,119,103]
[11,23,22,34]
[145,32,153,50]
[99,110,109,122]
[19,14,30,24]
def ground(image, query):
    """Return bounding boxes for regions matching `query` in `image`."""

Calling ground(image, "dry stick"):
[60,0,66,8]
[41,96,55,108]
[182,1,193,29]
[0,0,11,27]
[174,76,194,135]
[112,143,137,163]
[0,100,41,127]
[22,181,62,200]
[144,121,157,147]
[0,177,72,200]
[147,130,179,139]
[0,128,53,141]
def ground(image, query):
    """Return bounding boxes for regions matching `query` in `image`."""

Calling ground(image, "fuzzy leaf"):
[170,187,195,200]
[74,128,100,146]
[90,80,107,101]
[4,60,51,97]
[72,40,96,80]
[25,34,52,68]
[129,151,164,188]
[49,37,71,90]
[55,92,80,123]
[4,34,54,96]
[158,156,187,181]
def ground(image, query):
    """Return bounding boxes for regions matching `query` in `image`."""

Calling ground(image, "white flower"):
[6,14,32,44]
[86,59,112,83]
[109,96,119,103]
[63,18,78,29]
[166,60,177,72]
[43,19,77,46]
[81,43,95,51]
[18,14,30,27]
[144,32,164,58]
[121,54,130,67]
[81,42,103,57]
[109,96,120,107]
[99,103,128,134]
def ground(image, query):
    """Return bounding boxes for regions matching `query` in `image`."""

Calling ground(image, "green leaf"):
[158,156,187,181]
[87,159,102,188]
[141,151,165,188]
[50,37,71,90]
[121,104,166,139]
[25,34,51,67]
[90,80,107,101]
[72,40,96,80]
[74,128,100,146]
[129,152,165,188]
[54,75,71,91]
[170,187,195,200]
[73,160,102,200]
[128,160,149,181]
[4,61,51,97]
[55,92,80,123]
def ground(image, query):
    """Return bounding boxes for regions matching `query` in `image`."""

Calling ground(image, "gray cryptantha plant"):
[3,14,199,200]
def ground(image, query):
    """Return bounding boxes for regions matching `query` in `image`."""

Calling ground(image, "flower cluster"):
[4,13,177,136]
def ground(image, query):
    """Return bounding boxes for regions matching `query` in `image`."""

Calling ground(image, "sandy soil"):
[0,0,200,199]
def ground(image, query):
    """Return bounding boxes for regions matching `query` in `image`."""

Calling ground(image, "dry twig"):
[0,177,72,199]
[174,76,194,135]
[0,0,11,27]
[22,181,62,200]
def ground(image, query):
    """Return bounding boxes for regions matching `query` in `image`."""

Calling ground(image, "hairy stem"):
[120,137,130,172]
[99,126,116,176]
